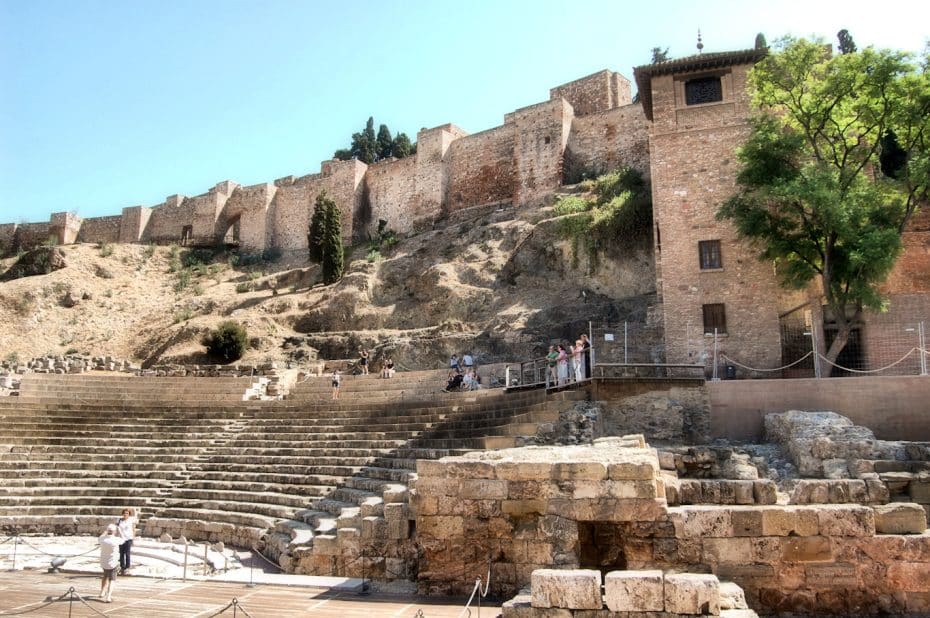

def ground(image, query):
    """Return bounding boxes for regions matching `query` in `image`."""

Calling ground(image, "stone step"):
[150,508,277,532]
[162,499,295,522]
[169,489,316,509]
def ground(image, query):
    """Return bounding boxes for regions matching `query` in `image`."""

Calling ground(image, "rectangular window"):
[698,240,722,269]
[703,303,727,335]
[685,76,723,105]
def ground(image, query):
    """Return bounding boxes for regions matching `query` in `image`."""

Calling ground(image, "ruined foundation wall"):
[707,376,930,441]
[415,440,930,615]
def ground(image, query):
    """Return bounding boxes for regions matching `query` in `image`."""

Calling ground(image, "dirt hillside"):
[0,194,657,370]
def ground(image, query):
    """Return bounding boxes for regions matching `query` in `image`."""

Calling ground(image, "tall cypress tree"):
[377,124,394,160]
[321,197,344,284]
[308,191,328,262]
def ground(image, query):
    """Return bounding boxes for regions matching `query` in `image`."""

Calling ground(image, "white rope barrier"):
[458,558,493,618]
[719,351,813,373]
[816,347,918,374]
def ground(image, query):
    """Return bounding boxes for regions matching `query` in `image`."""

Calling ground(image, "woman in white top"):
[117,507,137,572]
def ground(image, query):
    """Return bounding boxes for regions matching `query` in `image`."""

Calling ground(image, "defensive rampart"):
[1,71,646,256]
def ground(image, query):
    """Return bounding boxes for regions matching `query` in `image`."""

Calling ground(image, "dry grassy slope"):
[0,197,656,368]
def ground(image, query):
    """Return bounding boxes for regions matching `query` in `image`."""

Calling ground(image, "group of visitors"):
[443,352,479,392]
[98,507,137,603]
[358,349,395,379]
[545,334,591,387]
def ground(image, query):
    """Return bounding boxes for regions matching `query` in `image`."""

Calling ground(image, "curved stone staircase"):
[0,370,584,575]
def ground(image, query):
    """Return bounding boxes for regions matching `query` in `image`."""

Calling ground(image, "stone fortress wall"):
[0,71,648,255]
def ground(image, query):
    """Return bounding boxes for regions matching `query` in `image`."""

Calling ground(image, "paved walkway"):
[0,570,502,617]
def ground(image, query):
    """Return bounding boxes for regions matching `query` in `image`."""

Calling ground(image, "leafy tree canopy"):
[718,36,930,366]
[333,117,416,164]
[650,47,670,63]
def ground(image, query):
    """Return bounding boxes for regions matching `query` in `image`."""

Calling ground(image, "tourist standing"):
[117,507,137,573]
[98,524,122,603]
[331,370,341,400]
[546,345,558,388]
[556,344,569,386]
[358,349,369,375]
[450,354,460,372]
[580,333,591,379]
[572,339,584,382]
[462,352,474,372]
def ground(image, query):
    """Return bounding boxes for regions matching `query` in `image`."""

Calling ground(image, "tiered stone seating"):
[0,370,586,561]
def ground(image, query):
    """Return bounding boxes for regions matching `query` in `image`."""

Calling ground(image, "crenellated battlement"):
[1,69,649,255]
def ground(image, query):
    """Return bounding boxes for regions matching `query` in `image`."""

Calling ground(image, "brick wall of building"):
[648,63,789,371]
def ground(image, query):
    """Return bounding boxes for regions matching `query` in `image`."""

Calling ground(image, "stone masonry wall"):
[75,215,122,244]
[269,174,321,252]
[564,104,650,183]
[415,437,930,615]
[118,206,152,243]
[364,156,417,234]
[445,125,515,212]
[508,99,572,206]
[549,70,631,117]
[144,195,197,244]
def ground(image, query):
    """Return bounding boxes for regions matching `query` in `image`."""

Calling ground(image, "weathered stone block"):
[781,536,832,562]
[418,516,464,538]
[551,462,607,481]
[719,581,748,610]
[606,452,659,481]
[910,480,930,503]
[817,505,875,537]
[760,507,819,537]
[502,499,547,516]
[874,503,928,534]
[670,506,732,538]
[730,508,763,537]
[531,569,602,610]
[753,481,777,505]
[804,562,858,588]
[703,537,753,565]
[665,573,720,615]
[459,479,508,500]
[604,569,663,612]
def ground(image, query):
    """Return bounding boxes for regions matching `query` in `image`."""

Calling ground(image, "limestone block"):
[730,508,763,537]
[361,516,387,539]
[720,610,760,618]
[888,562,930,592]
[719,581,748,610]
[531,569,602,609]
[874,503,928,534]
[383,502,408,521]
[732,481,755,505]
[497,462,554,481]
[606,452,659,481]
[312,534,338,555]
[910,480,930,503]
[607,480,659,500]
[823,458,850,479]
[703,537,754,565]
[817,505,875,537]
[658,451,676,470]
[760,507,820,537]
[502,499,547,516]
[387,518,409,539]
[418,516,464,538]
[459,479,508,500]
[551,462,607,481]
[753,480,777,505]
[670,506,732,538]
[865,478,890,504]
[664,573,720,615]
[604,569,663,612]
[781,536,832,562]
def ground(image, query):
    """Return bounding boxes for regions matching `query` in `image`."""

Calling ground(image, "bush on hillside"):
[202,321,248,362]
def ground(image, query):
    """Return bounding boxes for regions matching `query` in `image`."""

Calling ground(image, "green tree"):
[308,191,328,262]
[754,33,767,50]
[393,132,414,158]
[650,46,669,63]
[718,37,929,370]
[837,29,857,54]
[321,196,344,284]
[333,148,352,161]
[377,124,394,160]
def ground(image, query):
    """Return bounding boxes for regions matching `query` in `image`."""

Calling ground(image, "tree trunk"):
[823,307,862,377]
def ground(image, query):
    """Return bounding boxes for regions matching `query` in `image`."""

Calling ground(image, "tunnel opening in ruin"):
[577,521,627,577]
[220,215,241,246]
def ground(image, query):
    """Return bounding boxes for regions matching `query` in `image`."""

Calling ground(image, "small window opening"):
[685,76,723,105]
[703,303,727,335]
[698,240,722,269]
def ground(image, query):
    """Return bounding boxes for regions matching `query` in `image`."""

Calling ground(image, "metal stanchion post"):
[712,329,719,381]
[920,321,928,376]
[10,536,17,571]
[183,540,189,582]
[247,548,256,588]
[204,544,209,575]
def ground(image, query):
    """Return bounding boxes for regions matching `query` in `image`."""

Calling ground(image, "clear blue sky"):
[1,0,927,224]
